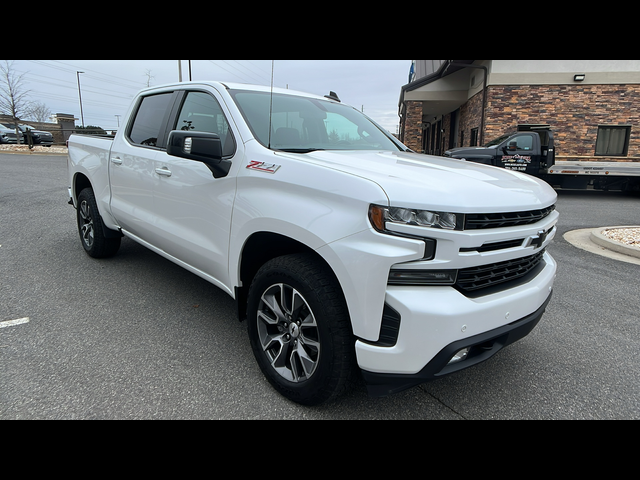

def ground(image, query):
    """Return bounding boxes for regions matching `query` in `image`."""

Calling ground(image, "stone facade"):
[403,81,640,161]
[459,91,484,147]
[400,101,423,152]
[484,84,640,159]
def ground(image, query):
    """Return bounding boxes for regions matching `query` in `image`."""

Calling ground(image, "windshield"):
[484,134,512,147]
[229,89,404,152]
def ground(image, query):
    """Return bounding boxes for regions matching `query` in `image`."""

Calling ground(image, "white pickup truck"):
[67,81,558,405]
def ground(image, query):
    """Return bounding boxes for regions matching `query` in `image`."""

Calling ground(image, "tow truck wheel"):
[76,188,121,258]
[246,253,356,405]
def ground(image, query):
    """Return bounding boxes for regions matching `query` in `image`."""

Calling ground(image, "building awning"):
[398,60,477,118]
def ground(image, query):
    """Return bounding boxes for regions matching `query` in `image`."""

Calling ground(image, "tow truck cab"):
[445,124,555,176]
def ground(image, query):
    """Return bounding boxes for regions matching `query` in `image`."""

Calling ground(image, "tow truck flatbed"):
[547,161,640,177]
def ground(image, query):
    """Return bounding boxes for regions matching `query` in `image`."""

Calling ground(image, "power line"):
[207,60,252,83]
[226,60,270,85]
[44,60,145,88]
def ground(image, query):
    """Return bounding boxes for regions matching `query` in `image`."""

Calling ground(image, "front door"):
[499,133,540,174]
[151,89,239,289]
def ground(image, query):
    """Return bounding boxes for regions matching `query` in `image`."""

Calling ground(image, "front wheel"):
[246,253,356,405]
[76,188,121,258]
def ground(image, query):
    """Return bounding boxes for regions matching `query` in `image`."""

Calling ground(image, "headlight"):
[369,204,460,231]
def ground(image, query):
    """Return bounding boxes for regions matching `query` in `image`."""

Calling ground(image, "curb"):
[0,149,68,156]
[589,226,640,260]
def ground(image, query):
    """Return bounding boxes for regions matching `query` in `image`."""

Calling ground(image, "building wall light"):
[574,74,586,82]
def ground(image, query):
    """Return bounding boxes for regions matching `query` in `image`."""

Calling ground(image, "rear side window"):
[128,92,174,147]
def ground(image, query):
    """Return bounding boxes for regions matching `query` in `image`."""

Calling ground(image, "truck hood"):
[277,149,556,212]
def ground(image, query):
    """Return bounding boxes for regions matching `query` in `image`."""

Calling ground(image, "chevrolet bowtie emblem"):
[528,228,551,249]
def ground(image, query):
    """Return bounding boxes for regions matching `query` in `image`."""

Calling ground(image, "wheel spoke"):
[292,342,317,380]
[299,332,320,351]
[260,288,286,324]
[79,201,91,222]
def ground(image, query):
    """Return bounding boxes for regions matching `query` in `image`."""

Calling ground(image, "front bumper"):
[356,250,556,396]
[361,291,552,397]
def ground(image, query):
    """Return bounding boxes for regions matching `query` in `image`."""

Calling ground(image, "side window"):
[128,92,174,147]
[174,91,236,157]
[507,134,533,151]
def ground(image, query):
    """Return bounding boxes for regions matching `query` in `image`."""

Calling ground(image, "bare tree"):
[143,69,155,87]
[0,60,32,144]
[26,101,51,122]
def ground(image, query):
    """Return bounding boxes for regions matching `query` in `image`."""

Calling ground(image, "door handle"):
[155,167,172,177]
[111,157,123,165]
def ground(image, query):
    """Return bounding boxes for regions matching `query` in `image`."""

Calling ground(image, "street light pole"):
[76,71,85,128]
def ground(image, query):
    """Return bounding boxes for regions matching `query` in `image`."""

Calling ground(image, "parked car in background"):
[0,123,18,144]
[5,123,54,146]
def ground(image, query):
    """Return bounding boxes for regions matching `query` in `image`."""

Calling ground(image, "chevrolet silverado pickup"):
[67,81,558,405]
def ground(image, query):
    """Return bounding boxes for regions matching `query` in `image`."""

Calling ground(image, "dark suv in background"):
[5,124,54,146]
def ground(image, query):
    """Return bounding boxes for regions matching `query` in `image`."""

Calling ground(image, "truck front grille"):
[456,249,546,293]
[464,205,555,230]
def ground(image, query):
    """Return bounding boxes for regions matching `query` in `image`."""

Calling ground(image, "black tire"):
[76,188,121,258]
[247,253,356,405]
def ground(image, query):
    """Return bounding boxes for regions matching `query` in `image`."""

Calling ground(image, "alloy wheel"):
[79,200,95,249]
[256,283,321,382]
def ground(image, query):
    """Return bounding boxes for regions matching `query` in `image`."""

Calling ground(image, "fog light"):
[448,347,470,364]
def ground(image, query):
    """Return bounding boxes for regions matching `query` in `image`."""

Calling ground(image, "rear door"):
[109,90,176,241]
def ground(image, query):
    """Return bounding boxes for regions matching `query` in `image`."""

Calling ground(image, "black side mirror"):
[167,130,230,178]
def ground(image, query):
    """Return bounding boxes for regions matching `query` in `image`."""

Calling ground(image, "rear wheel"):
[247,253,355,405]
[76,188,121,258]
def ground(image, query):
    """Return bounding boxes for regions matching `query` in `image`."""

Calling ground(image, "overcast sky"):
[9,60,411,133]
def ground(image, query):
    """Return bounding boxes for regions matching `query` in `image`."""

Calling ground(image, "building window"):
[595,125,631,156]
[470,128,478,146]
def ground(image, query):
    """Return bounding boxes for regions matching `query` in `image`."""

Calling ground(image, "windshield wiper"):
[276,148,325,153]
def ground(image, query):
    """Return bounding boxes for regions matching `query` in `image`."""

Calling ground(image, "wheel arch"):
[72,171,92,204]
[73,172,122,239]
[235,231,341,322]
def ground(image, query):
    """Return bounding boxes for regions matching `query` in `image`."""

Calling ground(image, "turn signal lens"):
[368,205,386,232]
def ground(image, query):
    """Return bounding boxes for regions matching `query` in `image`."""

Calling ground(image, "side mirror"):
[167,130,230,178]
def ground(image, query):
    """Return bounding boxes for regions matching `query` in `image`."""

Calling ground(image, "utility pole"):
[76,71,85,128]
[178,60,182,82]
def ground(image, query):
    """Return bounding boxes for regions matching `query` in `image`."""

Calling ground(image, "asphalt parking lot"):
[1,152,639,419]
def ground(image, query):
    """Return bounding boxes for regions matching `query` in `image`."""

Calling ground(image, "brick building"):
[398,60,640,162]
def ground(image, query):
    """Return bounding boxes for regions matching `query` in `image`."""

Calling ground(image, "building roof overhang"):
[398,60,477,118]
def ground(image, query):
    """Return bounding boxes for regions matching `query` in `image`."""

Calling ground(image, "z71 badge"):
[246,160,281,174]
